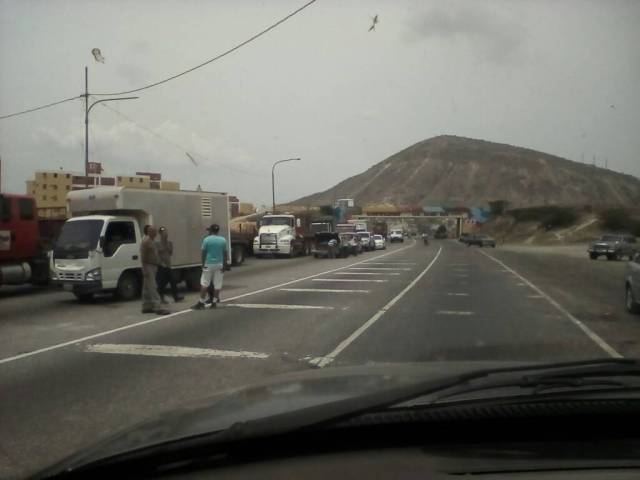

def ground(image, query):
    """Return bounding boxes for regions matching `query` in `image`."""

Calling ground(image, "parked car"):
[389,229,404,243]
[372,234,386,250]
[466,234,496,248]
[625,252,640,314]
[358,231,375,251]
[312,232,350,259]
[588,233,637,261]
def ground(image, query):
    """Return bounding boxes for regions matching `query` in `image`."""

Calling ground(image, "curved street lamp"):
[271,157,300,214]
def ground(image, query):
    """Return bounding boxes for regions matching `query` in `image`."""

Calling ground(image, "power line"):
[92,0,317,96]
[0,95,81,120]
[97,99,264,178]
[0,0,317,120]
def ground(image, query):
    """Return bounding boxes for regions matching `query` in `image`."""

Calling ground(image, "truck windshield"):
[261,217,293,226]
[601,235,620,242]
[54,220,104,259]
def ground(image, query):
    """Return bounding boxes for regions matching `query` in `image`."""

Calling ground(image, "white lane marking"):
[225,303,333,310]
[312,278,388,283]
[437,310,474,315]
[334,272,400,276]
[361,262,417,265]
[446,293,469,296]
[478,250,622,358]
[281,288,370,293]
[86,344,269,359]
[0,242,415,365]
[349,267,411,271]
[315,247,443,368]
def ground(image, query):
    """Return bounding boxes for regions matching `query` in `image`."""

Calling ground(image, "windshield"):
[261,217,293,226]
[54,220,103,258]
[2,1,640,478]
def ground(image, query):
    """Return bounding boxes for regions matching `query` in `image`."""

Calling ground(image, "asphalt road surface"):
[1,239,639,478]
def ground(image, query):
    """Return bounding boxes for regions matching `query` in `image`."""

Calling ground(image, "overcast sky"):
[1,0,639,206]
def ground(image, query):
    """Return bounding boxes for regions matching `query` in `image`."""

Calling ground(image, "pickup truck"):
[466,234,496,248]
[588,234,637,261]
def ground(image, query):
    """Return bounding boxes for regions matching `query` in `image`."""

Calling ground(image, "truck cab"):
[51,215,143,300]
[253,214,300,257]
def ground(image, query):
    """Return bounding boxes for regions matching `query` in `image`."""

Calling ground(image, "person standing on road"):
[140,225,170,315]
[193,224,228,309]
[155,226,184,304]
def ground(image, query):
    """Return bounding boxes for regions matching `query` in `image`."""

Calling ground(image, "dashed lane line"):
[311,247,443,368]
[446,293,469,296]
[86,344,269,359]
[312,278,388,283]
[281,288,370,293]
[348,267,412,271]
[0,242,416,365]
[334,272,400,276]
[224,303,333,310]
[478,250,622,358]
[437,310,474,316]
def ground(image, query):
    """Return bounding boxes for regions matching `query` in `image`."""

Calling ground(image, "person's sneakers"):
[141,308,155,314]
[174,296,185,302]
[155,308,171,315]
[192,301,205,310]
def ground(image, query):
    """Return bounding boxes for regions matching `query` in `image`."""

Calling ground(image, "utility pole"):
[83,66,138,189]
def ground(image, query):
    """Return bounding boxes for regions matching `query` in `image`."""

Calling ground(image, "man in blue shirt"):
[193,224,228,309]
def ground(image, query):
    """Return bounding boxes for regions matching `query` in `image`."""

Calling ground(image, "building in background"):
[25,166,180,219]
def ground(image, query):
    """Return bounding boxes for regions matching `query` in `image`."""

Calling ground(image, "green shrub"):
[600,208,640,236]
[509,206,578,230]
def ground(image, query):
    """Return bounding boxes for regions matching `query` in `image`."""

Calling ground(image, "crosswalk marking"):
[312,278,388,283]
[281,288,370,293]
[86,344,269,359]
[446,293,469,296]
[437,310,474,315]
[225,303,333,310]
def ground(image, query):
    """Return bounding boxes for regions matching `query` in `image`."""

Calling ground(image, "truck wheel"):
[185,268,202,292]
[626,285,640,314]
[116,271,140,301]
[73,292,94,302]
[232,245,245,266]
[589,253,598,260]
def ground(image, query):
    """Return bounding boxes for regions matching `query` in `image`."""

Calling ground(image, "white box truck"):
[51,187,230,301]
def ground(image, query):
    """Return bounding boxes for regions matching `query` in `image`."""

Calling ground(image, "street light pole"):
[271,157,300,214]
[83,66,139,188]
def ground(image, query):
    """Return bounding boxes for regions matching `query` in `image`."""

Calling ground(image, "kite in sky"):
[368,14,378,32]
[91,48,105,63]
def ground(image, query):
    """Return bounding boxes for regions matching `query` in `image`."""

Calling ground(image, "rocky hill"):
[292,136,640,208]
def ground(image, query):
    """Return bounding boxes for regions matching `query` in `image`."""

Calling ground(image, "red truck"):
[0,193,63,287]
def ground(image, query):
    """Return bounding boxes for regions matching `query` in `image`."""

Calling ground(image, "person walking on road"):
[192,224,228,309]
[140,225,170,315]
[156,226,184,303]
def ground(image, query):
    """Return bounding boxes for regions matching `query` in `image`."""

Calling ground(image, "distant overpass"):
[352,215,465,237]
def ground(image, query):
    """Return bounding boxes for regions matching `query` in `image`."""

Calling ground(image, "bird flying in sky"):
[368,14,378,32]
[91,48,105,63]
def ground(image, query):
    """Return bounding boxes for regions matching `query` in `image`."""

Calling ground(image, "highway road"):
[1,239,639,478]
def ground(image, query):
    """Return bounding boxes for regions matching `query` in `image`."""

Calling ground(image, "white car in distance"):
[373,234,386,250]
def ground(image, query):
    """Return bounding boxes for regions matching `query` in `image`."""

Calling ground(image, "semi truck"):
[0,193,63,287]
[252,213,336,258]
[51,187,230,301]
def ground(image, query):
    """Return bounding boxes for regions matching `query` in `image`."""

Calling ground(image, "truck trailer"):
[51,187,230,301]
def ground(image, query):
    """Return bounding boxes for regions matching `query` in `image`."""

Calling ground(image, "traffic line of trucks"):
[0,187,400,301]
